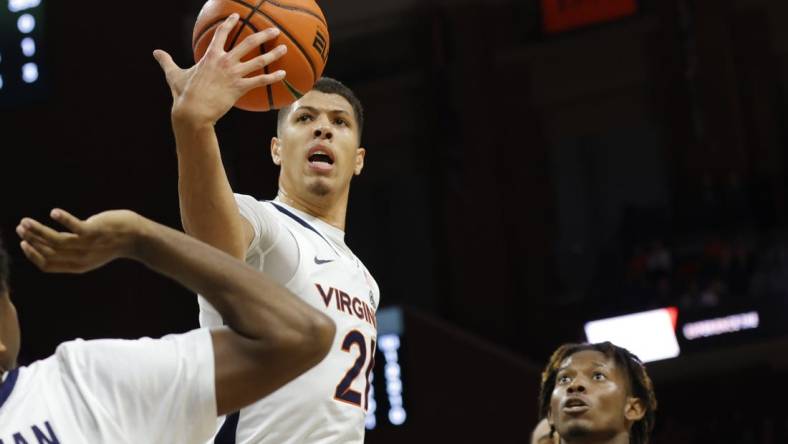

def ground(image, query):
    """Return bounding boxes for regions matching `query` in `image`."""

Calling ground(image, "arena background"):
[2,0,788,442]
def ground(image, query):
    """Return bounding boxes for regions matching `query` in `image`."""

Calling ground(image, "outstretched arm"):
[16,208,334,415]
[154,13,287,259]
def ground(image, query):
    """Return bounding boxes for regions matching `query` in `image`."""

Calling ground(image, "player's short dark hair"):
[0,235,9,294]
[277,77,365,143]
[538,342,657,444]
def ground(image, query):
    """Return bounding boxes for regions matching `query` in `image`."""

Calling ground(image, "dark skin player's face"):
[548,350,645,442]
[0,291,21,372]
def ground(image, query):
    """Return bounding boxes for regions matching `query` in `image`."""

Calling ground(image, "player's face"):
[548,350,644,441]
[273,91,365,199]
[0,291,21,371]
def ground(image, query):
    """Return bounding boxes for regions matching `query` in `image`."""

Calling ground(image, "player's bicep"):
[211,314,335,416]
[211,327,313,416]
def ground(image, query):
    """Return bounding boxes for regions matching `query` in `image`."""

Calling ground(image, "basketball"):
[192,0,330,112]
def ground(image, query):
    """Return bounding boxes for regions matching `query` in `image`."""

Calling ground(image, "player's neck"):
[277,188,348,231]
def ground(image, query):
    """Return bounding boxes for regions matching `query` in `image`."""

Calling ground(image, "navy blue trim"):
[0,369,20,410]
[269,202,339,256]
[214,411,240,444]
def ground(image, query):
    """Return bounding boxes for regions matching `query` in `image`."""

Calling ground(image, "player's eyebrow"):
[558,360,610,371]
[295,105,351,116]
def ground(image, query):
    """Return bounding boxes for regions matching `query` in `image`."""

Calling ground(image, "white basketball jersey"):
[199,198,380,444]
[0,329,216,444]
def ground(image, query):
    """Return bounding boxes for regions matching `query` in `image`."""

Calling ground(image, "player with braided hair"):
[538,342,657,444]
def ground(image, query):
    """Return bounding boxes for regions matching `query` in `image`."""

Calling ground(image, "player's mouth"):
[562,396,590,414]
[307,145,335,173]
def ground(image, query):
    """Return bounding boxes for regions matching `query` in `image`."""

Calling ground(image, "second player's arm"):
[17,209,335,415]
[131,211,333,413]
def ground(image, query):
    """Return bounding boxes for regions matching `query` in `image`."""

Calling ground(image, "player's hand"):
[16,209,145,274]
[153,13,287,125]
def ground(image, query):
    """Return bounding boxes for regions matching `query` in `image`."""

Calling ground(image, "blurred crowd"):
[588,172,788,316]
[650,366,788,444]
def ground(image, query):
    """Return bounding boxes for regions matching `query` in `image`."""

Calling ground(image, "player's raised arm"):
[153,13,287,259]
[16,208,335,415]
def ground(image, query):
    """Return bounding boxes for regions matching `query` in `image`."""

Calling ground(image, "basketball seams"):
[266,0,327,28]
[225,0,318,81]
[192,0,261,50]
[221,0,326,28]
[253,8,317,81]
[228,0,266,49]
[223,15,277,110]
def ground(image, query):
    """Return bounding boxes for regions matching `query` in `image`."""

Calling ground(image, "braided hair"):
[538,342,657,444]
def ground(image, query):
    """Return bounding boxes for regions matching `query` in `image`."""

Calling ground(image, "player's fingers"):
[50,208,86,235]
[37,258,84,274]
[18,218,75,246]
[209,13,240,54]
[237,45,287,77]
[16,221,47,244]
[228,27,281,62]
[16,225,56,254]
[20,240,47,270]
[26,238,58,259]
[152,49,179,75]
[20,242,83,274]
[239,70,286,91]
[153,49,178,73]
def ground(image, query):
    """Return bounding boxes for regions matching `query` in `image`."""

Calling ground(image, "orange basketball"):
[192,0,330,112]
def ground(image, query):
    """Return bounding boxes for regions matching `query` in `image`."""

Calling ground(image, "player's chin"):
[305,177,333,197]
[558,418,596,439]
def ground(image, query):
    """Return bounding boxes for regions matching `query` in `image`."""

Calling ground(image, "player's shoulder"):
[234,193,283,219]
[52,331,212,379]
[233,193,274,208]
[52,338,89,363]
[12,354,56,385]
[51,335,165,366]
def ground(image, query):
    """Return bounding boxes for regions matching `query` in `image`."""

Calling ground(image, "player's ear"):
[354,147,365,176]
[0,295,7,354]
[271,137,282,166]
[624,397,646,422]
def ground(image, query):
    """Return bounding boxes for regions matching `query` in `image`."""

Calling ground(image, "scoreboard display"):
[1,0,46,107]
[585,302,787,364]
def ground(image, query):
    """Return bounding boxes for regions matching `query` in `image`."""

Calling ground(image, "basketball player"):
[153,13,378,443]
[538,342,658,444]
[2,208,335,442]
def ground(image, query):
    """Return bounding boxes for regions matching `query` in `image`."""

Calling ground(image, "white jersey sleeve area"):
[56,329,216,443]
[199,194,300,328]
[235,193,279,256]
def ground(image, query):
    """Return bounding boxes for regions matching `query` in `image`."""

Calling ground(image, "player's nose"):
[314,125,333,140]
[567,379,586,394]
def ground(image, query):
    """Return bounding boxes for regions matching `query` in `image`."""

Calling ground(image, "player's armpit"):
[209,323,334,416]
[240,216,255,254]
